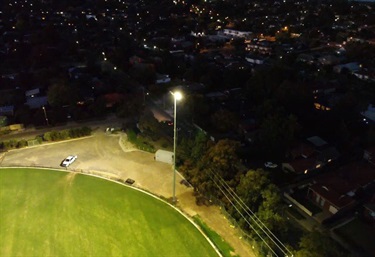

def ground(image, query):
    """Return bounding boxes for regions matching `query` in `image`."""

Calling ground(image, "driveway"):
[0,130,256,257]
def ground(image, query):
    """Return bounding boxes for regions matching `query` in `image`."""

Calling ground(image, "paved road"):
[0,130,256,257]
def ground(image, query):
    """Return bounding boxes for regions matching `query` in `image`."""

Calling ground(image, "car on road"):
[61,155,78,167]
[264,162,278,169]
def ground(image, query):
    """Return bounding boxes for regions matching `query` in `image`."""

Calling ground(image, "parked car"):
[61,155,77,167]
[264,162,278,168]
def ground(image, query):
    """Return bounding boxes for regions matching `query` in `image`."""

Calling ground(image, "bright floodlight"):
[174,91,182,101]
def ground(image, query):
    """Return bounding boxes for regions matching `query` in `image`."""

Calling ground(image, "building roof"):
[310,182,355,209]
[25,88,40,98]
[310,162,375,208]
[307,136,328,147]
[25,96,48,109]
[286,156,318,174]
[290,142,316,159]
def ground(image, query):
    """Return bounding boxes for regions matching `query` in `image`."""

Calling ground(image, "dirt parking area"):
[0,130,256,257]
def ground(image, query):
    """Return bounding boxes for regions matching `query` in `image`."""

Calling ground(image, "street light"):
[42,106,49,126]
[172,91,182,203]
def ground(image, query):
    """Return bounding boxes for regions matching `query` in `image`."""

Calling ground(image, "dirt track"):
[0,130,256,257]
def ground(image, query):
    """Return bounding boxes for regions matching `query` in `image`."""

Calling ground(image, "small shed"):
[154,150,174,164]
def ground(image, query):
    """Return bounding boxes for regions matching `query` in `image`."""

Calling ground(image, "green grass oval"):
[0,168,218,257]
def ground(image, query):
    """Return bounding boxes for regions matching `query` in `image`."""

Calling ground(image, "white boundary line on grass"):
[0,166,223,257]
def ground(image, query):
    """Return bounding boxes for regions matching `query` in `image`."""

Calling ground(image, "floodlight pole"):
[171,91,182,204]
[173,94,177,204]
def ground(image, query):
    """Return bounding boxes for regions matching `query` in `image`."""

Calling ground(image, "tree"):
[211,109,239,133]
[116,95,143,118]
[256,184,286,232]
[205,139,240,180]
[257,113,298,161]
[191,131,210,163]
[47,82,78,107]
[295,231,349,257]
[274,80,314,115]
[177,130,209,165]
[14,105,33,125]
[236,169,270,210]
[138,109,160,134]
[0,116,7,127]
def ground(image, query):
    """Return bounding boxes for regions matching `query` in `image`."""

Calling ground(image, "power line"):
[210,173,280,257]
[213,172,293,256]
[207,169,294,257]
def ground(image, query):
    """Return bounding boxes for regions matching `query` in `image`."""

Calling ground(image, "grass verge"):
[193,215,240,257]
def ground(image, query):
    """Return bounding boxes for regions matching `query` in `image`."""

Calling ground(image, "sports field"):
[0,168,219,257]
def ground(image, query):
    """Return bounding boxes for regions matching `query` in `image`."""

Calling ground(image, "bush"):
[126,129,137,142]
[35,136,43,144]
[126,129,155,153]
[16,139,28,148]
[69,127,92,138]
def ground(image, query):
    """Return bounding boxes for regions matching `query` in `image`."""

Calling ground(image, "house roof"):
[104,93,125,107]
[0,105,14,115]
[25,88,40,97]
[290,142,316,159]
[309,182,355,209]
[364,146,375,156]
[363,203,375,212]
[286,156,318,174]
[310,162,375,208]
[307,136,328,147]
[25,96,48,109]
[317,147,340,162]
[361,104,375,122]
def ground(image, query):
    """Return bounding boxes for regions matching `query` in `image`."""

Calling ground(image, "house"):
[297,53,315,64]
[290,142,316,159]
[306,136,328,149]
[155,73,171,84]
[307,179,356,216]
[363,196,375,224]
[364,146,375,165]
[311,81,340,95]
[333,62,360,74]
[361,104,375,123]
[245,55,266,65]
[205,91,228,102]
[318,54,340,66]
[282,156,319,174]
[103,93,125,108]
[245,40,274,55]
[24,88,48,109]
[219,29,253,39]
[238,118,258,143]
[129,55,145,66]
[353,69,375,82]
[0,105,14,116]
[317,147,340,164]
[307,162,375,217]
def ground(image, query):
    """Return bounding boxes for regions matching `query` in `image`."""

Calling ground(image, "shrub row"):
[126,129,155,153]
[0,127,92,151]
[0,139,28,150]
[43,127,92,141]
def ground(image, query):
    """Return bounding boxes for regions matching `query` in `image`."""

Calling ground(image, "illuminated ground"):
[0,168,219,257]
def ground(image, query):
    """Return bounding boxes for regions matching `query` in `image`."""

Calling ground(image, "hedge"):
[0,126,92,151]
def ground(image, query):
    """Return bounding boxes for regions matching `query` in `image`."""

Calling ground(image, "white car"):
[61,155,77,167]
[264,162,278,169]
